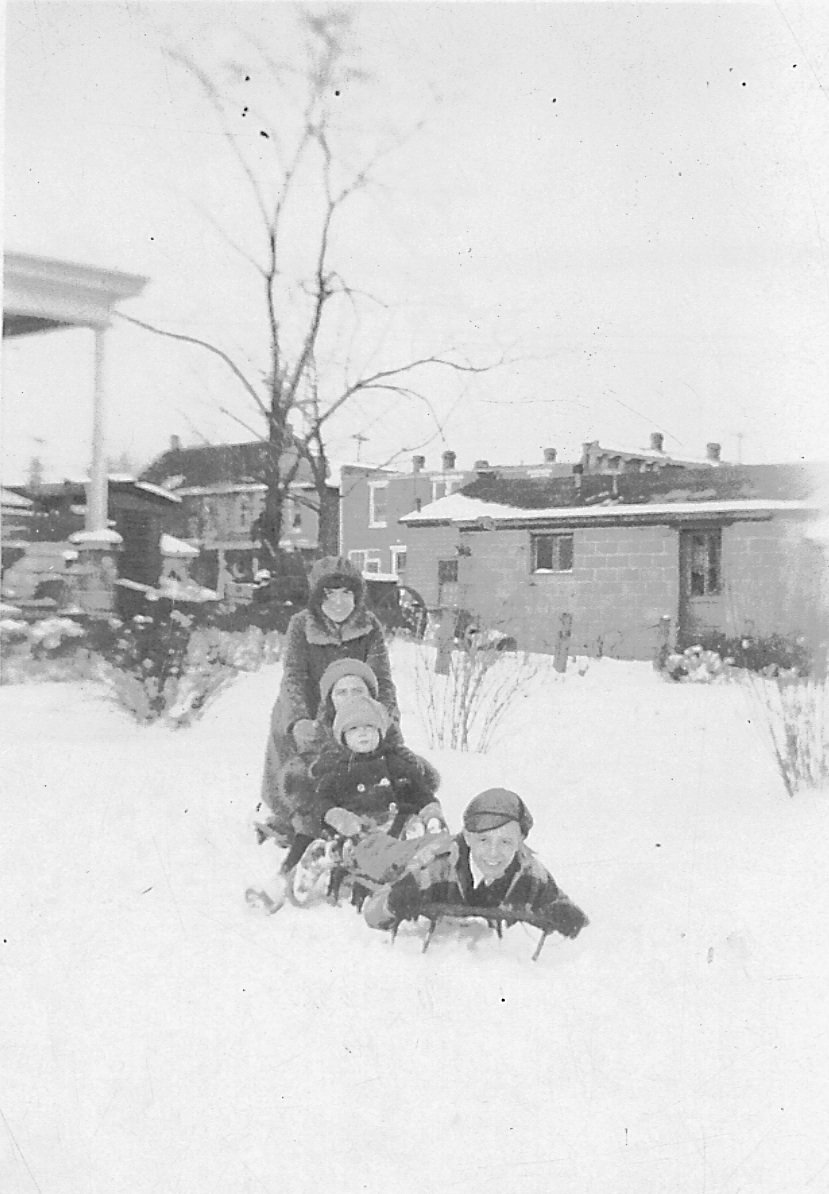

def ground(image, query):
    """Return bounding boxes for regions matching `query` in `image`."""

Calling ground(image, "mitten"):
[545,899,589,939]
[417,800,447,834]
[292,719,318,750]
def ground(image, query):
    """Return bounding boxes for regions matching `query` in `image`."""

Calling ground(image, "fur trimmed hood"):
[307,555,366,620]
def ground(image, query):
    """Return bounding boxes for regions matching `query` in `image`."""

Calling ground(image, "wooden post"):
[433,608,455,675]
[554,612,572,673]
[86,326,108,533]
[654,615,672,671]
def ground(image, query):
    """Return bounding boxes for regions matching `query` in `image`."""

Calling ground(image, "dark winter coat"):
[307,739,440,830]
[364,833,588,938]
[260,556,398,828]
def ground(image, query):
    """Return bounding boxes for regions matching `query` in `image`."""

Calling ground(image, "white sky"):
[4,1,829,483]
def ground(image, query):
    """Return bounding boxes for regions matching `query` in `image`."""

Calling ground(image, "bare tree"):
[120,8,491,570]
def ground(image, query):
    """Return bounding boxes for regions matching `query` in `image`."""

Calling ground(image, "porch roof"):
[3,252,147,335]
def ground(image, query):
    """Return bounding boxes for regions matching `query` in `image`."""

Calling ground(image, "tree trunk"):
[317,487,340,556]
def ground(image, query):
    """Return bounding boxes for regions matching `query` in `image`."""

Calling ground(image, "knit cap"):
[318,658,379,705]
[333,696,389,745]
[463,788,534,837]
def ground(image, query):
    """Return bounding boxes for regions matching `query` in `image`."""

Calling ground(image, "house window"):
[348,549,367,571]
[348,548,381,574]
[390,546,407,575]
[531,533,574,573]
[431,478,460,502]
[284,495,303,530]
[369,483,388,527]
[688,530,722,595]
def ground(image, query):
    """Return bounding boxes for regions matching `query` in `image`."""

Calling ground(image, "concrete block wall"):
[456,523,678,659]
[404,525,461,606]
[405,514,824,660]
[723,518,825,639]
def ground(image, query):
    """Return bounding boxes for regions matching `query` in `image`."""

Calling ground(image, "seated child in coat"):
[362,788,588,940]
[309,695,444,836]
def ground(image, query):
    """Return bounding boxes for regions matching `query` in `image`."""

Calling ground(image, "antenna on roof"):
[351,433,368,462]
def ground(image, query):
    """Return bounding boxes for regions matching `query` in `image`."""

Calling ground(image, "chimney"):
[170,434,182,453]
[543,447,557,464]
[474,459,491,470]
[706,442,722,462]
[442,450,456,471]
[649,432,664,453]
[412,455,425,473]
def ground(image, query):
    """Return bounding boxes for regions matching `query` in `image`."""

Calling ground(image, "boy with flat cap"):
[362,787,588,939]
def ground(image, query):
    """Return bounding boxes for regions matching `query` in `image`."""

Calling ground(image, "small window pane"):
[532,534,573,572]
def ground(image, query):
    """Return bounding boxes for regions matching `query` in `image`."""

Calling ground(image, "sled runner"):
[389,902,561,961]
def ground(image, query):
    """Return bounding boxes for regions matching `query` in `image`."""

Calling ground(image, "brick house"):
[400,463,828,660]
[340,448,571,584]
[140,438,338,589]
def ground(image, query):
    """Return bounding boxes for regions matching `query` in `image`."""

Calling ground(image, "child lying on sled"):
[361,788,588,943]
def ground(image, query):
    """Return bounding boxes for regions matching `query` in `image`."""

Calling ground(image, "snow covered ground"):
[2,643,828,1194]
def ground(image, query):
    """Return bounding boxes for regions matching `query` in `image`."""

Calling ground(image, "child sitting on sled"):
[361,788,588,942]
[254,695,444,911]
[309,695,444,837]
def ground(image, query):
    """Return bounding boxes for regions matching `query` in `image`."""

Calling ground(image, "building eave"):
[403,497,819,530]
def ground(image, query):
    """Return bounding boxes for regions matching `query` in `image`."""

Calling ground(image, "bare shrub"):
[413,638,540,753]
[744,672,829,796]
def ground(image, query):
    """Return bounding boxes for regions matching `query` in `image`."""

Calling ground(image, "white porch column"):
[86,325,108,532]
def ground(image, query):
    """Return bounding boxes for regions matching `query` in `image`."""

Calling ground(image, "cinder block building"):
[400,463,828,659]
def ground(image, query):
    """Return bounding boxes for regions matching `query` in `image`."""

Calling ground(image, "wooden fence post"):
[434,608,455,675]
[654,615,672,670]
[554,612,572,673]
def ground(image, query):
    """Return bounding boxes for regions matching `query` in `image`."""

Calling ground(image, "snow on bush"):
[94,612,241,726]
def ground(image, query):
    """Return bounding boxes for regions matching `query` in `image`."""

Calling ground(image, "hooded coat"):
[260,556,399,827]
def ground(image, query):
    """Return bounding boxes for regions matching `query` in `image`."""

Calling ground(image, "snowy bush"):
[744,672,829,797]
[94,611,237,726]
[413,636,540,752]
[0,615,95,684]
[663,644,733,684]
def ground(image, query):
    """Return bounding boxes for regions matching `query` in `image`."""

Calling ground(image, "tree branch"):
[114,312,266,418]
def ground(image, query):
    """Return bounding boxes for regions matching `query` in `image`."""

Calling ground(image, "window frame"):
[531,532,574,574]
[687,528,723,596]
[390,545,407,575]
[368,482,389,528]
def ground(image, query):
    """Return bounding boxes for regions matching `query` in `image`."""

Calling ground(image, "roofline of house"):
[401,498,820,528]
[172,481,330,497]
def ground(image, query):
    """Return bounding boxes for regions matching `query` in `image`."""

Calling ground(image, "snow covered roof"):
[68,528,124,545]
[401,491,821,527]
[1,487,33,509]
[160,533,199,557]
